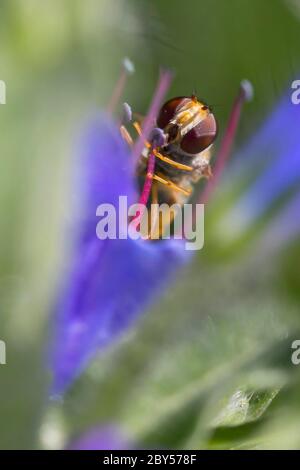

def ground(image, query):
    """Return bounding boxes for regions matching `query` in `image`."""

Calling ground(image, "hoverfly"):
[122,95,217,238]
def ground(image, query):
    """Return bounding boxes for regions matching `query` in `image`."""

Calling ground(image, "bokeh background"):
[0,0,300,449]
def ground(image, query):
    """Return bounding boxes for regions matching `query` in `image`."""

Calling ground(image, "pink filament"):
[200,84,250,205]
[132,149,156,226]
[131,69,173,169]
[138,148,156,208]
[107,69,127,114]
[131,69,173,224]
[176,83,251,238]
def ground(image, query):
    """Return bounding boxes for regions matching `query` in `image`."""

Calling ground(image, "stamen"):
[133,148,156,225]
[119,103,133,146]
[130,69,173,168]
[122,102,133,124]
[107,57,135,114]
[200,80,253,204]
[123,57,135,75]
[138,149,156,207]
[133,121,192,171]
[149,127,167,148]
[130,69,173,226]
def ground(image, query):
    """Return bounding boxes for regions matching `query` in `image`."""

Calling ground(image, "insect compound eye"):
[157,96,190,129]
[180,113,217,154]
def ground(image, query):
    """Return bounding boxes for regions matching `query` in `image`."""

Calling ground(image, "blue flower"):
[214,93,300,248]
[50,112,189,397]
[50,68,300,397]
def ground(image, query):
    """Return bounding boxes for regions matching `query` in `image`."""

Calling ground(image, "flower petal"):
[216,93,300,242]
[74,112,137,245]
[50,115,189,396]
[257,190,300,254]
[230,93,300,179]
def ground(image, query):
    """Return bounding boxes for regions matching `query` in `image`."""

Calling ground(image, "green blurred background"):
[0,0,300,449]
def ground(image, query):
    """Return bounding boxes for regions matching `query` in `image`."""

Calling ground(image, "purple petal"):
[74,112,137,245]
[229,92,300,179]
[68,425,132,450]
[257,190,300,254]
[217,93,300,240]
[50,114,190,396]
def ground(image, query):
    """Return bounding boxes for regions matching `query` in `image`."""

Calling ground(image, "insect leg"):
[133,121,193,172]
[152,174,191,196]
[153,150,193,171]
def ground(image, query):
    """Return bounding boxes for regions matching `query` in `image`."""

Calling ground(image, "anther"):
[240,79,254,102]
[122,102,132,123]
[122,57,135,75]
[131,69,173,167]
[149,127,167,148]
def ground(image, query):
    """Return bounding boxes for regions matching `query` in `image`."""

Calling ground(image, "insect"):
[121,95,218,237]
